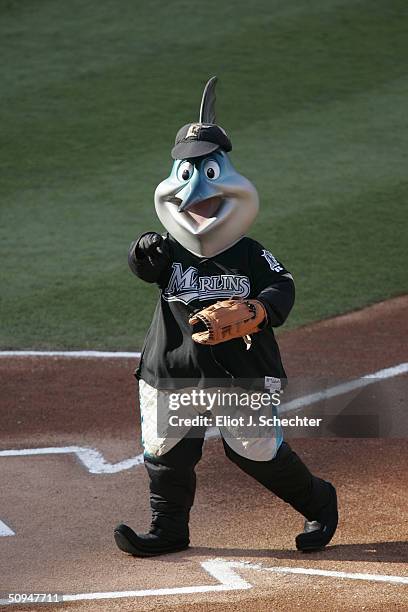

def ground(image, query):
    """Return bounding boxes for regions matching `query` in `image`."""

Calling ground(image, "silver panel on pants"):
[139,379,282,461]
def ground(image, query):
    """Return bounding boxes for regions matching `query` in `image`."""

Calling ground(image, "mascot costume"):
[114,77,338,557]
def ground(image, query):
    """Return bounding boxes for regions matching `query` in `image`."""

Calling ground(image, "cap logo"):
[186,124,201,138]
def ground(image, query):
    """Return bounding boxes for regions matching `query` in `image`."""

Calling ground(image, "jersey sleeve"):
[248,239,295,327]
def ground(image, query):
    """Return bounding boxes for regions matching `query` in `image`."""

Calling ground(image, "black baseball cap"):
[171,122,232,160]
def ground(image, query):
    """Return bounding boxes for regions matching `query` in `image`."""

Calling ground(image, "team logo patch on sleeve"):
[261,250,284,273]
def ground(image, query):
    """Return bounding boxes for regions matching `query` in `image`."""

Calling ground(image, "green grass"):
[1,0,407,349]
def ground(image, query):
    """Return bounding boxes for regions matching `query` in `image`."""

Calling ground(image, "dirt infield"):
[0,296,407,611]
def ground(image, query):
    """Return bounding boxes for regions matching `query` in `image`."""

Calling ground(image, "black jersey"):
[130,234,295,389]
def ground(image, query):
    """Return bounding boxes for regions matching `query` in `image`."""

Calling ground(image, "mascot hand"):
[135,232,169,261]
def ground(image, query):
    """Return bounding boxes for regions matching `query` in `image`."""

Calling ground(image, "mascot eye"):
[177,161,194,181]
[203,159,220,180]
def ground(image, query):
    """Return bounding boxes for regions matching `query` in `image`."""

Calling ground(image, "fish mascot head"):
[154,77,259,258]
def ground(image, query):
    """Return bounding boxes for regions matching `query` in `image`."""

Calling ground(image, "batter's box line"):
[0,445,145,474]
[0,558,407,606]
[0,431,219,474]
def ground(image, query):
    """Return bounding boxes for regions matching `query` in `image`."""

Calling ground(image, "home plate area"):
[0,433,407,612]
[0,298,407,611]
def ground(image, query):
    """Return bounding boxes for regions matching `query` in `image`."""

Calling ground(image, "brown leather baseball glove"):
[189,299,267,345]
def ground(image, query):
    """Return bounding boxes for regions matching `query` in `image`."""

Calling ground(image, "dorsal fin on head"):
[199,76,218,124]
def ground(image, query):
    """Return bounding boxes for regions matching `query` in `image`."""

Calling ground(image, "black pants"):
[145,435,331,538]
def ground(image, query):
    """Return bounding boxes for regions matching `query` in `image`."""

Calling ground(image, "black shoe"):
[295,483,338,552]
[114,523,189,558]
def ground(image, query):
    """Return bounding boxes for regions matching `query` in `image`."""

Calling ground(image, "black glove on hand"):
[128,232,171,283]
[135,232,167,260]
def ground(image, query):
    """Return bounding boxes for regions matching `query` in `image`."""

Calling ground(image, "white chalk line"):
[0,558,406,606]
[225,559,408,585]
[280,361,408,413]
[0,445,144,475]
[0,350,141,359]
[0,519,15,537]
[258,563,408,585]
[0,362,406,477]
